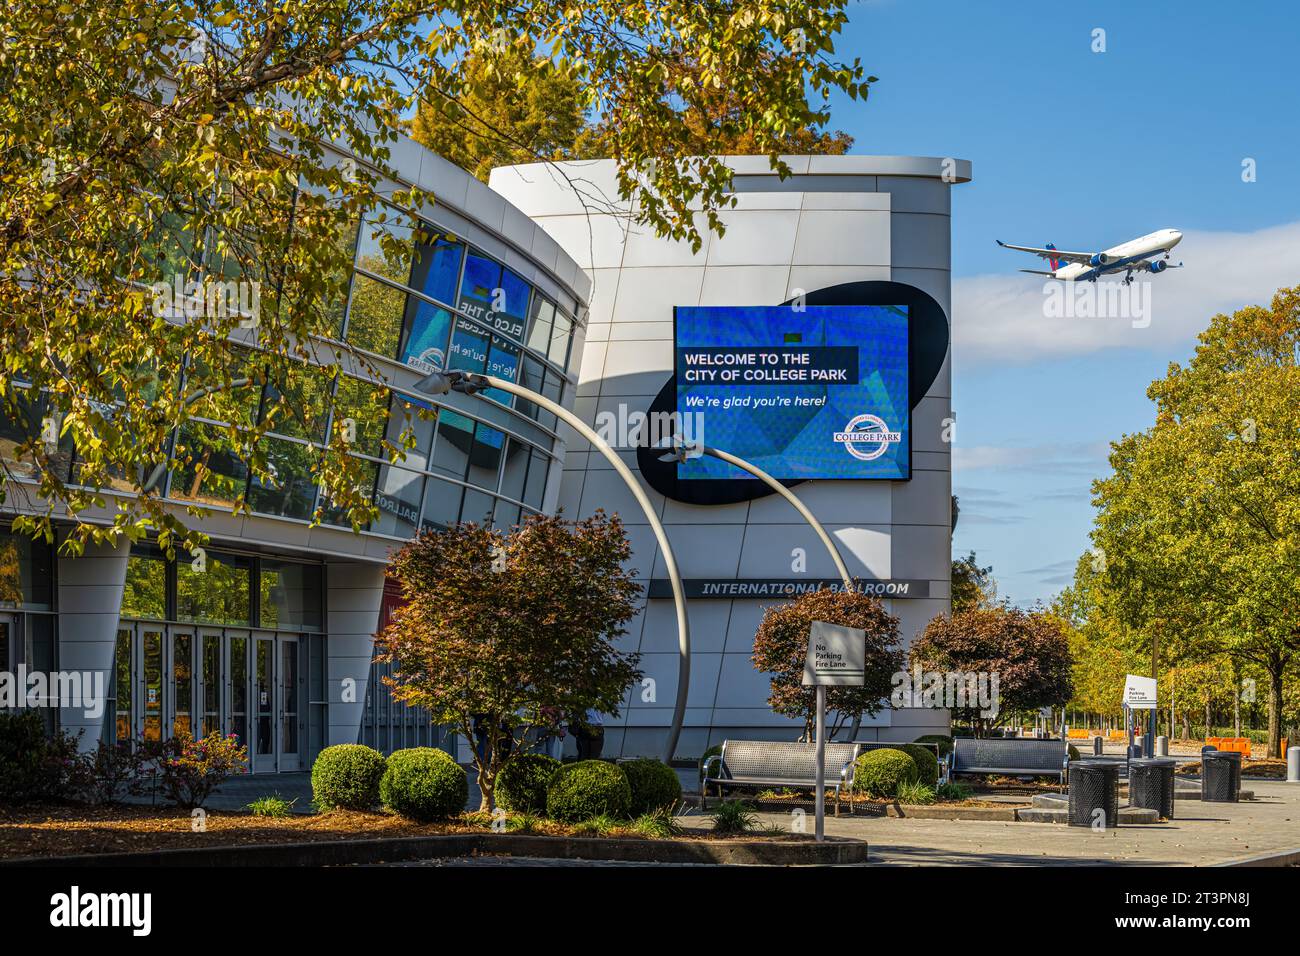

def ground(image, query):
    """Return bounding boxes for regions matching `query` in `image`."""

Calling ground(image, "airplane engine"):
[1089,253,1110,267]
[1148,260,1167,273]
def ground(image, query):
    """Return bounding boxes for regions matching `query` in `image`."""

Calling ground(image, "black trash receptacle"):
[1068,760,1121,828]
[1129,758,1178,819]
[1202,750,1242,802]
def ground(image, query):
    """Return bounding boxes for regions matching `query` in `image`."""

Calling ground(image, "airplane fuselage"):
[1053,228,1182,281]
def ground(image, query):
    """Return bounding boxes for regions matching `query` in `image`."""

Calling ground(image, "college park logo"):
[833,414,901,461]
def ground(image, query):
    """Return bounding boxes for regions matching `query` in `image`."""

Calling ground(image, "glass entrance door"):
[0,613,15,674]
[279,636,302,771]
[252,633,276,772]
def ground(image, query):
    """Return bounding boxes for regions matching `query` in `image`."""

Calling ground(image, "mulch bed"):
[0,804,807,861]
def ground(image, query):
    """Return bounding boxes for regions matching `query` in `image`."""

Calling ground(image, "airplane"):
[996,228,1183,285]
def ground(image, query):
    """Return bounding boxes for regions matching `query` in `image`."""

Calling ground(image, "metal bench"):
[700,740,862,815]
[948,737,1070,788]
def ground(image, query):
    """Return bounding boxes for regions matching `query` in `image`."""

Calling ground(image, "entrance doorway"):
[115,621,309,772]
[0,613,16,672]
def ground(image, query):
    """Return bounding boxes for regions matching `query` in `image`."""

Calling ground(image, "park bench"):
[700,740,861,815]
[947,737,1070,788]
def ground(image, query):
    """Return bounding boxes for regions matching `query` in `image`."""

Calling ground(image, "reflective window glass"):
[169,423,248,508]
[260,559,322,631]
[176,550,251,626]
[248,438,319,520]
[121,552,167,619]
[410,234,463,306]
[355,207,416,286]
[399,300,454,374]
[345,274,405,358]
[373,465,425,537]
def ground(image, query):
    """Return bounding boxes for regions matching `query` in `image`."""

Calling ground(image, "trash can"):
[1068,760,1121,828]
[1129,758,1177,819]
[1201,750,1242,802]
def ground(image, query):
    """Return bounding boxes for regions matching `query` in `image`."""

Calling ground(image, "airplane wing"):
[1019,269,1058,276]
[996,240,1095,264]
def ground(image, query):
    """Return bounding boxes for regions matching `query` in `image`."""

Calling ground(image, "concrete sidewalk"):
[676,780,1300,866]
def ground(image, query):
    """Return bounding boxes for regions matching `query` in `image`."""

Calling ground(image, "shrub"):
[699,745,723,778]
[148,731,247,809]
[621,758,682,816]
[1068,744,1081,761]
[311,744,386,811]
[913,734,954,757]
[896,780,936,805]
[496,753,561,813]
[852,748,919,798]
[546,759,632,822]
[936,781,972,802]
[0,711,87,805]
[711,799,757,834]
[86,741,149,805]
[570,814,624,837]
[379,748,468,821]
[247,794,296,817]
[629,805,683,839]
[898,744,940,787]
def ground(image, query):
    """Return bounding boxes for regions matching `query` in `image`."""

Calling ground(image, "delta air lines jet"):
[996,229,1183,284]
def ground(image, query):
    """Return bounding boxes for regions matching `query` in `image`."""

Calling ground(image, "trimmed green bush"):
[913,734,954,757]
[1068,744,1081,761]
[621,758,682,815]
[379,748,468,821]
[852,748,919,798]
[546,759,632,822]
[899,744,940,788]
[311,744,387,811]
[496,753,561,813]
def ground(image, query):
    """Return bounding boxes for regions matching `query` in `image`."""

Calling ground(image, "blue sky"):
[823,1,1300,606]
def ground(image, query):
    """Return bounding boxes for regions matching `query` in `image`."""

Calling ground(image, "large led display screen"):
[675,304,910,481]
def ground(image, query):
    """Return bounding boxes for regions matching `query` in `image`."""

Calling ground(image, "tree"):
[910,607,1074,735]
[374,511,642,810]
[1090,287,1300,757]
[951,550,996,613]
[1,1,874,555]
[750,588,903,740]
[411,46,857,184]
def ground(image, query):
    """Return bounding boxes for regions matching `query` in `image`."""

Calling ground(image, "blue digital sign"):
[675,304,910,481]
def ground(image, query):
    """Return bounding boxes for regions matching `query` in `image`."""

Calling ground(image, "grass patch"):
[896,781,936,805]
[246,794,296,818]
[711,799,758,835]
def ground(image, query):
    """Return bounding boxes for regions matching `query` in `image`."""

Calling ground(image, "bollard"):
[1156,735,1169,757]
[1093,735,1103,756]
[1287,747,1300,784]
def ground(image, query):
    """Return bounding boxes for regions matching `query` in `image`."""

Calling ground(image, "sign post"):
[803,620,867,842]
[1123,674,1158,758]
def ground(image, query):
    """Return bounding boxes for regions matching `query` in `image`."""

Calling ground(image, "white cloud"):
[953,440,1109,474]
[953,220,1300,365]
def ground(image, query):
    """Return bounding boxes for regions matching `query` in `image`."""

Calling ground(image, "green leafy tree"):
[1,1,874,556]
[750,588,904,740]
[951,550,996,614]
[1090,287,1300,757]
[374,511,642,811]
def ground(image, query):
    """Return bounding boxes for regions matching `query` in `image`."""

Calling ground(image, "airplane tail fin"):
[1046,243,1061,271]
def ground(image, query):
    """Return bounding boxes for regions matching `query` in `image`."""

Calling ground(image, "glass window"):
[354,207,416,286]
[527,296,555,356]
[516,354,546,423]
[499,437,531,503]
[467,422,504,493]
[398,300,454,374]
[485,336,521,406]
[121,552,167,619]
[202,635,221,736]
[331,377,391,457]
[345,273,406,358]
[173,632,192,739]
[169,423,248,508]
[260,559,322,631]
[248,438,319,521]
[115,628,132,743]
[0,530,54,609]
[372,465,425,537]
[176,549,251,626]
[446,317,490,375]
[261,366,332,443]
[0,387,43,482]
[524,449,549,511]
[384,398,437,461]
[410,233,463,307]
[429,410,473,481]
[460,489,495,526]
[143,629,163,743]
[419,476,462,532]
[492,501,521,533]
[318,459,378,531]
[549,310,573,366]
[457,251,529,342]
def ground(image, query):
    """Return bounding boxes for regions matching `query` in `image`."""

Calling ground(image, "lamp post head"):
[414,369,488,396]
[654,434,701,463]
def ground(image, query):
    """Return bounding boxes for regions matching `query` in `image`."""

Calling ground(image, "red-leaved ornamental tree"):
[751,589,904,740]
[375,511,642,810]
[909,607,1074,736]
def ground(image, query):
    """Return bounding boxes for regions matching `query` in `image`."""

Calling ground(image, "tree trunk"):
[1267,668,1283,760]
